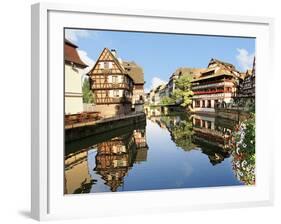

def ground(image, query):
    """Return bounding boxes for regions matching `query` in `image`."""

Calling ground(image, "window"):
[112,76,118,83]
[120,75,124,83]
[113,90,119,97]
[207,100,211,108]
[214,100,219,108]
[104,62,109,69]
[194,118,200,127]
[195,100,200,108]
[202,100,205,108]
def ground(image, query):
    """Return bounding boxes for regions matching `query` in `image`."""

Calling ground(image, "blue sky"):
[65,29,255,92]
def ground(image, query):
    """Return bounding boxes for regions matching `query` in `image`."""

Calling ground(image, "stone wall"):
[94,104,132,117]
[65,113,146,143]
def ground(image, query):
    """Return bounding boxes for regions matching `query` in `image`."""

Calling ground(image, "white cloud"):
[144,88,150,93]
[65,29,90,42]
[151,77,167,89]
[145,77,167,93]
[77,50,95,67]
[236,48,255,71]
[77,50,95,79]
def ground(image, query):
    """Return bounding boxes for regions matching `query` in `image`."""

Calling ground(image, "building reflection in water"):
[64,149,94,194]
[65,109,253,193]
[148,112,237,166]
[64,124,148,194]
[191,114,235,165]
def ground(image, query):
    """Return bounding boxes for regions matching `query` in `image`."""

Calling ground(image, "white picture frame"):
[31,2,275,221]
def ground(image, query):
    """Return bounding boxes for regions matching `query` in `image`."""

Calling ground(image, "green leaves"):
[82,78,94,103]
[172,119,195,151]
[231,114,256,185]
[160,96,175,105]
[173,75,194,107]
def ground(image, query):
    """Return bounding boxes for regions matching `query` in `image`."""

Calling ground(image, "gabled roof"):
[88,48,127,75]
[191,68,235,82]
[206,58,243,79]
[208,58,236,70]
[122,61,145,84]
[191,73,235,82]
[200,68,216,76]
[169,67,206,81]
[64,39,88,68]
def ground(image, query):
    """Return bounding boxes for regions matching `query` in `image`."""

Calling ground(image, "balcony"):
[92,82,130,90]
[193,89,226,95]
[192,81,233,90]
[95,97,132,104]
[192,91,234,99]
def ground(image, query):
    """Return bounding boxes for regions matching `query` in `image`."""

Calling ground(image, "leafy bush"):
[231,113,255,185]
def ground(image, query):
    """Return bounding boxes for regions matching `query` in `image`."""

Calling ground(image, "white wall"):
[0,0,280,224]
[64,65,83,94]
[65,64,84,114]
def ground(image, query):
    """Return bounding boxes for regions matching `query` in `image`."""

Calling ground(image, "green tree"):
[172,75,193,107]
[160,96,175,105]
[82,78,94,103]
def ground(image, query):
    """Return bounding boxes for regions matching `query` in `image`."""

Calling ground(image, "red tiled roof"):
[64,39,88,68]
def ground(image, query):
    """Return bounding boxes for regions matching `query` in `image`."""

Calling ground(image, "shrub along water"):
[231,113,255,185]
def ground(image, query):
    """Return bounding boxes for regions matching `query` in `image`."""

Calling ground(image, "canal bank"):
[65,112,146,142]
[215,108,252,121]
[189,107,251,122]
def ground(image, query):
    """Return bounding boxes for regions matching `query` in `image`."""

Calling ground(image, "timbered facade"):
[88,48,134,117]
[123,61,145,112]
[191,59,241,113]
[94,134,136,192]
[235,57,255,105]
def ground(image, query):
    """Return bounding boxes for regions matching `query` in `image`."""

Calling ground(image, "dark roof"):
[208,58,236,69]
[122,61,144,84]
[65,38,78,48]
[191,72,235,82]
[169,67,206,80]
[64,39,88,68]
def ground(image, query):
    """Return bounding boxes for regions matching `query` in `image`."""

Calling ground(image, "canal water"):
[64,112,246,194]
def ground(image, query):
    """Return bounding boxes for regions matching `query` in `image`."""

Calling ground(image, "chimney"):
[111,49,117,57]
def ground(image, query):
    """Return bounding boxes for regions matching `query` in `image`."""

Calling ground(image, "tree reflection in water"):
[64,110,255,194]
[157,114,195,151]
[149,110,255,184]
[149,112,234,165]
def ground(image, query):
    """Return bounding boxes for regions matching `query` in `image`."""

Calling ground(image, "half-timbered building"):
[235,57,255,106]
[191,59,241,113]
[123,61,145,112]
[88,48,134,117]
